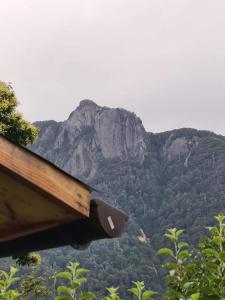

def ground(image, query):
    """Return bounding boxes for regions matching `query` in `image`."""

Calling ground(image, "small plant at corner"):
[157,214,225,299]
[104,287,122,300]
[55,262,96,300]
[20,274,51,300]
[157,228,199,300]
[128,281,157,300]
[0,266,20,300]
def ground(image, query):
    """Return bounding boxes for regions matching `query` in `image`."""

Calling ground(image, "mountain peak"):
[32,101,148,178]
[68,100,99,120]
[78,99,99,108]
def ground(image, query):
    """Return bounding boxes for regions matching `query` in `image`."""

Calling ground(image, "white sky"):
[1,0,225,134]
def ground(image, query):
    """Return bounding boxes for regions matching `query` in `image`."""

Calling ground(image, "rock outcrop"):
[30,100,147,179]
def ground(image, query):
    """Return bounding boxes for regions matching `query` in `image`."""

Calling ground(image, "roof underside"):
[0,135,91,242]
[0,135,128,257]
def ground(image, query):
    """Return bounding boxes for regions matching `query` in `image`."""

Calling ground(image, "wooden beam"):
[0,199,129,257]
[0,135,92,241]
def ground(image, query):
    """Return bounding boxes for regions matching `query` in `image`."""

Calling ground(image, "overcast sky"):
[1,0,225,134]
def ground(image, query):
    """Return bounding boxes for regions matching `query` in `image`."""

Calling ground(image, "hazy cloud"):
[1,0,225,134]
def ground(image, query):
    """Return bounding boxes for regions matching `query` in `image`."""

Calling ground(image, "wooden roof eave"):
[0,135,92,242]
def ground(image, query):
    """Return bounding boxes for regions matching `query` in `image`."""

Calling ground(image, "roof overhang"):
[0,135,128,257]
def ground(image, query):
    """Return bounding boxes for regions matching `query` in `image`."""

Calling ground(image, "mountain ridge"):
[28,100,225,296]
[30,99,222,183]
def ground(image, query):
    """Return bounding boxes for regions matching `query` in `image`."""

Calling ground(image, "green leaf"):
[206,227,219,236]
[215,215,225,224]
[183,282,194,289]
[77,277,88,284]
[178,250,189,260]
[76,268,89,277]
[67,262,79,272]
[191,292,200,300]
[79,291,96,299]
[55,296,71,300]
[219,251,225,261]
[71,280,80,288]
[157,248,174,257]
[211,236,220,246]
[202,248,219,258]
[165,228,178,242]
[142,290,157,299]
[57,286,72,295]
[56,272,72,281]
[184,262,197,273]
[178,242,189,250]
[128,287,139,297]
[9,267,18,277]
[163,262,177,270]
[134,281,145,290]
[105,287,121,300]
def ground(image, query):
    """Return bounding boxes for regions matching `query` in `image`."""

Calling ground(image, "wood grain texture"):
[0,136,90,215]
[0,136,91,241]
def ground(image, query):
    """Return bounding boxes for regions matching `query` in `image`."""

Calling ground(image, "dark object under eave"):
[0,199,128,257]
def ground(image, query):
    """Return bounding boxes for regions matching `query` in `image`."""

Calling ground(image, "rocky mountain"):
[32,100,147,179]
[29,100,225,296]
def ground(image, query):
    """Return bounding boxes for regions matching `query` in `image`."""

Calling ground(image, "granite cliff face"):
[29,101,225,296]
[31,100,147,179]
[31,100,216,184]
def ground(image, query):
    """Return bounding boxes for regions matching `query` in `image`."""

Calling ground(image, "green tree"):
[0,81,40,267]
[0,81,38,145]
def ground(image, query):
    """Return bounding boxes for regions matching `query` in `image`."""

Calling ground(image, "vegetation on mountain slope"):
[29,113,225,297]
[1,214,225,299]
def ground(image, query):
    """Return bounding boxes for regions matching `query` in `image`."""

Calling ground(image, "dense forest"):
[27,102,225,298]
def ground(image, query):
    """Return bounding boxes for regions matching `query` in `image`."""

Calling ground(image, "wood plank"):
[0,169,82,241]
[0,136,91,218]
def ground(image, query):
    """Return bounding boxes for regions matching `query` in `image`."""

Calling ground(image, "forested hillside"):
[25,101,225,297]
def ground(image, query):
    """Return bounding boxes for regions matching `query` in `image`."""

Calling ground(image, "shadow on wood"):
[0,199,128,257]
[0,135,128,257]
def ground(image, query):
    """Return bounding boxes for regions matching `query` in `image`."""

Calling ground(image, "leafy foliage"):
[104,287,122,300]
[158,214,225,299]
[0,80,41,268]
[27,123,225,295]
[128,281,157,300]
[0,214,225,298]
[55,262,96,300]
[0,81,38,145]
[0,267,20,300]
[20,274,51,299]
[13,252,42,267]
